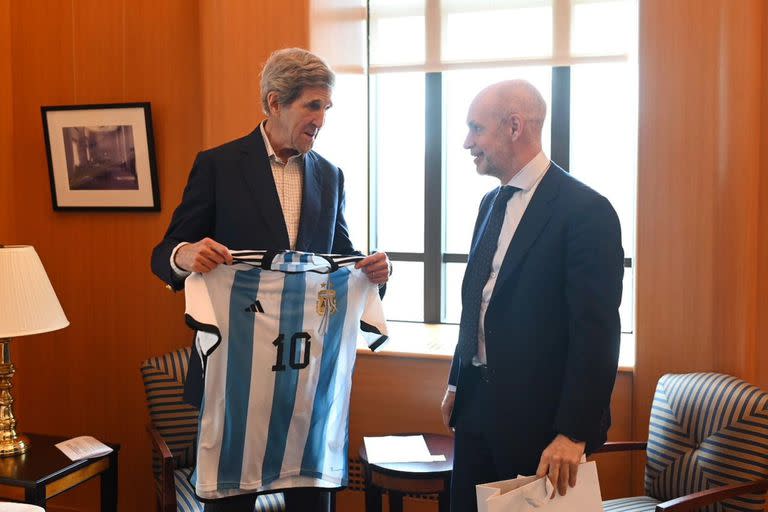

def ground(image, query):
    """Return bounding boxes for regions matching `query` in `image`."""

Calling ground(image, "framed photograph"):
[41,102,160,211]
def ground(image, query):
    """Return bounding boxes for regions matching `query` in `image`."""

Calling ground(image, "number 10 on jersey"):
[272,332,311,371]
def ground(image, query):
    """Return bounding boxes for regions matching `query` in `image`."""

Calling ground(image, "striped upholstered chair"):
[141,346,285,512]
[601,372,768,512]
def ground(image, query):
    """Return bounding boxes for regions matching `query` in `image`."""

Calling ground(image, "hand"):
[355,252,390,285]
[175,238,233,273]
[440,389,455,430]
[536,434,586,497]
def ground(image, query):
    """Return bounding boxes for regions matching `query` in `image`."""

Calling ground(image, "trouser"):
[449,365,501,512]
[203,488,332,511]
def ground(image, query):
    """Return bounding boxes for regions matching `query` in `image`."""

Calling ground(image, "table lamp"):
[0,245,69,456]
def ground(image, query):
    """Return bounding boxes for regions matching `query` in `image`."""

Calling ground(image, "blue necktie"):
[456,185,519,365]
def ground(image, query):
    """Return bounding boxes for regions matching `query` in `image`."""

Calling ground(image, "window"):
[314,0,638,365]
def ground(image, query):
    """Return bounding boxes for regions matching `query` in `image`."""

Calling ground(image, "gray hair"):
[260,48,335,115]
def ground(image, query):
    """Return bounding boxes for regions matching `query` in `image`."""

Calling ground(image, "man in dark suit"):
[151,48,389,512]
[441,80,624,512]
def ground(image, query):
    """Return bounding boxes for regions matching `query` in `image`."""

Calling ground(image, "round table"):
[359,433,454,512]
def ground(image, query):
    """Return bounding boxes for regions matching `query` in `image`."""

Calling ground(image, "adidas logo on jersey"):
[244,300,264,313]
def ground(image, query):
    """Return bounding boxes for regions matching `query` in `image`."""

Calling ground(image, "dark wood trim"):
[594,441,647,453]
[147,425,176,512]
[655,479,768,511]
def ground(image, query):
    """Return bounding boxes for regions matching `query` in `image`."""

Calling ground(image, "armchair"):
[600,372,768,512]
[141,346,285,512]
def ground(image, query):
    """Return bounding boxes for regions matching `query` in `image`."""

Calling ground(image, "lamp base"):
[0,433,29,456]
[0,338,28,457]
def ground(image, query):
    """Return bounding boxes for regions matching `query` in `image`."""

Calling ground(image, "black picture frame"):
[41,102,160,211]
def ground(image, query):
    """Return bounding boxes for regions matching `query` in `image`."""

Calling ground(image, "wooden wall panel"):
[636,0,766,497]
[758,0,768,394]
[0,0,12,243]
[710,0,762,384]
[198,0,310,148]
[636,0,718,429]
[71,0,125,101]
[9,1,203,510]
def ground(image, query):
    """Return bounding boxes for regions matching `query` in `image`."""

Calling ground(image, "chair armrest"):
[594,441,647,453]
[148,424,174,460]
[147,424,177,511]
[655,479,768,511]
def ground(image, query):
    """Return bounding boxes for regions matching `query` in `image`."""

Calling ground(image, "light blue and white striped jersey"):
[184,250,388,500]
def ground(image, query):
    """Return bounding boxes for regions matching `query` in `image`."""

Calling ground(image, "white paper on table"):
[55,435,113,461]
[363,435,446,464]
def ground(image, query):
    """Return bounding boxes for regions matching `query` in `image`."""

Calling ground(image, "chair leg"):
[438,490,450,512]
[389,491,404,512]
[364,485,383,512]
[158,492,175,512]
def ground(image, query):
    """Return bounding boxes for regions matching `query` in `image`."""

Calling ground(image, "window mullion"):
[424,72,442,323]
[550,66,571,170]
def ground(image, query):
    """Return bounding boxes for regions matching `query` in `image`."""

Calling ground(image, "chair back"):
[646,372,768,510]
[141,346,199,469]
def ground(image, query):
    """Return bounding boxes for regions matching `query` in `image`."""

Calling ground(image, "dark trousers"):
[203,488,332,511]
[450,366,506,512]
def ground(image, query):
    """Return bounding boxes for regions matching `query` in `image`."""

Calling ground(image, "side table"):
[0,433,119,510]
[359,433,453,512]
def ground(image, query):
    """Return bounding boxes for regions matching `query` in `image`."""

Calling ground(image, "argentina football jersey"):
[183,250,388,500]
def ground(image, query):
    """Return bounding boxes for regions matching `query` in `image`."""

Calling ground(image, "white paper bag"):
[476,461,604,512]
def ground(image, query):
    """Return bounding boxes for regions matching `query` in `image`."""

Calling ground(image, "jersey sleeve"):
[360,282,388,351]
[184,272,222,357]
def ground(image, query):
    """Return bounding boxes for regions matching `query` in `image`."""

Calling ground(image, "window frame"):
[377,68,632,327]
[366,0,635,333]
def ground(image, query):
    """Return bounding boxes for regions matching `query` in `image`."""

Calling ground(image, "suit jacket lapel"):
[296,152,322,251]
[238,129,290,247]
[492,164,561,298]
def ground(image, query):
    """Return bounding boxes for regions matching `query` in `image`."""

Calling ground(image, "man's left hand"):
[536,434,586,497]
[356,252,390,285]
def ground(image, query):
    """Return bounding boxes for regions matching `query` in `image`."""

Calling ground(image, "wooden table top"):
[0,433,119,487]
[359,433,454,479]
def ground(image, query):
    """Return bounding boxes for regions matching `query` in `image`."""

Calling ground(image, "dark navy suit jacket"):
[449,163,624,476]
[151,127,359,405]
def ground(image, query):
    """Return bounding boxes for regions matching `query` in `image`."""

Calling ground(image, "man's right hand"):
[174,238,233,273]
[441,388,455,430]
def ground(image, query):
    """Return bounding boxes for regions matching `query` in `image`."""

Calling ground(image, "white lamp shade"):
[0,245,69,338]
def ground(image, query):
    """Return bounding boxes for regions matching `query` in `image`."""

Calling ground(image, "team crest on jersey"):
[316,281,337,316]
[317,280,337,335]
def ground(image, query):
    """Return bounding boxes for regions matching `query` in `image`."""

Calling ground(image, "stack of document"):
[363,435,446,464]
